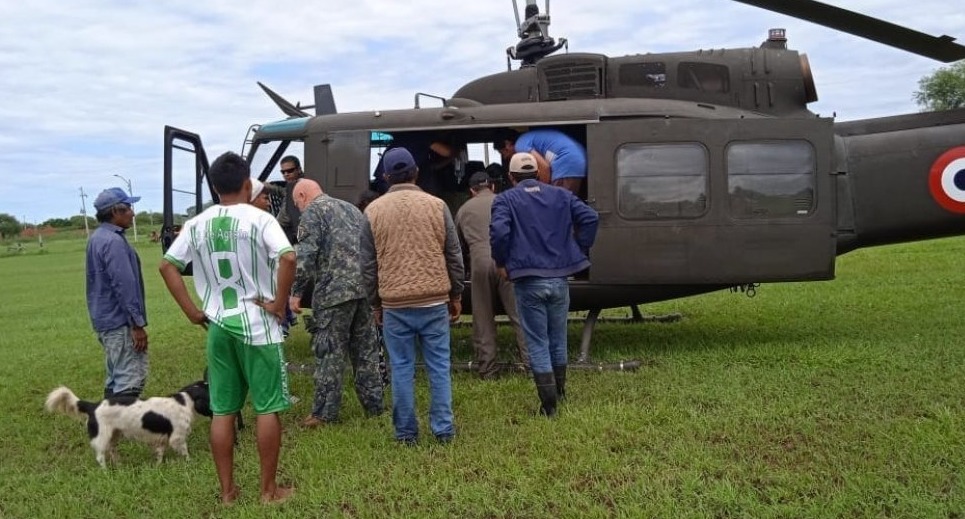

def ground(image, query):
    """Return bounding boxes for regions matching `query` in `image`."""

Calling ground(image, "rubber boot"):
[533,372,558,418]
[553,365,567,401]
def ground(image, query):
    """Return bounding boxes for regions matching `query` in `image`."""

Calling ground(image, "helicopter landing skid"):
[575,307,683,363]
[454,360,643,373]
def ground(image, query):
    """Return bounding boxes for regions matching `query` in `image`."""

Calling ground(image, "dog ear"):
[196,398,213,418]
[202,367,210,383]
[188,384,213,417]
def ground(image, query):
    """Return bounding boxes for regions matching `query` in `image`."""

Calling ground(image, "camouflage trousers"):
[309,298,385,422]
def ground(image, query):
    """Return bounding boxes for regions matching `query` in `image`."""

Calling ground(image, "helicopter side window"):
[726,141,815,219]
[619,62,667,88]
[616,143,708,220]
[677,62,730,94]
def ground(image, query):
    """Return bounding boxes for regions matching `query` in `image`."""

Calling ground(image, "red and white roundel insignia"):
[929,146,965,214]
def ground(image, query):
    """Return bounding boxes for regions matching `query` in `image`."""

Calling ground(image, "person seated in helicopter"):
[492,128,586,196]
[372,134,469,213]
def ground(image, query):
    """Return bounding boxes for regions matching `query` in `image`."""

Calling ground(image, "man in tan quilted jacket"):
[361,146,465,445]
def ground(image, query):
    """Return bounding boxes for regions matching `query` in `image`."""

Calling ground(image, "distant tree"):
[0,213,22,239]
[69,214,96,229]
[136,211,163,227]
[915,61,965,111]
[42,217,73,228]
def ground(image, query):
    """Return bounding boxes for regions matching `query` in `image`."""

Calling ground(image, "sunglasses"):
[280,167,298,175]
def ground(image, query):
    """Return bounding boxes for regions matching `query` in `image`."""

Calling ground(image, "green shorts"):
[206,322,291,415]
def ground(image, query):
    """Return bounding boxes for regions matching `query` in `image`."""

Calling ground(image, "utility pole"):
[79,187,91,238]
[113,174,138,242]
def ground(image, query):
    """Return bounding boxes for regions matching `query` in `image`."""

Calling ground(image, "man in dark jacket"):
[491,153,598,417]
[275,155,303,245]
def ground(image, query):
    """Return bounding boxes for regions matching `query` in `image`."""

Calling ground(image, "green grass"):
[0,236,963,518]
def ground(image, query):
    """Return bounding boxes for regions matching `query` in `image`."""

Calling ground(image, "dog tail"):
[44,387,97,420]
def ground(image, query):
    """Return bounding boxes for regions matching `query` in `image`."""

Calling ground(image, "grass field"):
[0,235,962,518]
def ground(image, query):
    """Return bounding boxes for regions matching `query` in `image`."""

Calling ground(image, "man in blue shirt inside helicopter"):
[492,128,587,196]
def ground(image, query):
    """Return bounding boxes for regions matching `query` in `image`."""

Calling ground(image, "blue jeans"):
[513,277,570,374]
[96,325,148,396]
[382,305,454,441]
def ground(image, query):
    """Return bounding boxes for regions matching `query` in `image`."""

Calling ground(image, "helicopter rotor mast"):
[507,0,567,68]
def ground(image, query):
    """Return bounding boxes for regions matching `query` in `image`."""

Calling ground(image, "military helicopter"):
[161,0,965,362]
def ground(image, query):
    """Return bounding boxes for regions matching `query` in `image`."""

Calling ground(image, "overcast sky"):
[1,0,962,224]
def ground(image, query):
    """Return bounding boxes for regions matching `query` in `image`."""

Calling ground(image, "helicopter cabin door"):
[586,117,835,285]
[309,130,371,204]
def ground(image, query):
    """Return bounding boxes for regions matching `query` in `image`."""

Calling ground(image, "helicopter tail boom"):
[834,108,965,253]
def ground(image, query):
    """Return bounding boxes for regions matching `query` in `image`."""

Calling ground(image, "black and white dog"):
[44,381,212,468]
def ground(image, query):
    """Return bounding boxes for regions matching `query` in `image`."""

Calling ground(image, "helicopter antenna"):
[506,0,567,68]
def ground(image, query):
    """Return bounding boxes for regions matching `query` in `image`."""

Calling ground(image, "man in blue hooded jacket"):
[490,153,598,417]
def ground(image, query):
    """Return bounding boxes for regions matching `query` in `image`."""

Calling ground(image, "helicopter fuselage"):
[162,46,965,314]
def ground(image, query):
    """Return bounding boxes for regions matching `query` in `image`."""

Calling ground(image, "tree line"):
[0,212,164,240]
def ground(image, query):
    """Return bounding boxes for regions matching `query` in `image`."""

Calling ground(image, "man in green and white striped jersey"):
[160,151,296,505]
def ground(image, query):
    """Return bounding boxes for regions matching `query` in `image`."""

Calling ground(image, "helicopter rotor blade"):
[734,0,965,62]
[257,81,311,118]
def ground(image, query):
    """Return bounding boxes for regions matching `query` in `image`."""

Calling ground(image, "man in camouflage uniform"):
[289,179,385,427]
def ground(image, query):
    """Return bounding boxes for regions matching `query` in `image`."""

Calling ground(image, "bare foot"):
[261,486,294,505]
[220,485,240,505]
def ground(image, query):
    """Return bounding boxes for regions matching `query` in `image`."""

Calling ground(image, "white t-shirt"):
[163,204,294,345]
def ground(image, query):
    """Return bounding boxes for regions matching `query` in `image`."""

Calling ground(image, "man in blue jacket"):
[86,187,148,398]
[490,153,599,417]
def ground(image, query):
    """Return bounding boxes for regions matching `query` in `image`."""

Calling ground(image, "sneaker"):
[396,437,418,447]
[435,434,454,445]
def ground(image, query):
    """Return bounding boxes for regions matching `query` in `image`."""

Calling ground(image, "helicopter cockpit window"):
[616,143,708,220]
[619,62,666,88]
[677,62,730,93]
[727,141,815,219]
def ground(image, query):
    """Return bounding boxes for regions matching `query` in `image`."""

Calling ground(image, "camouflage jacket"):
[292,194,368,309]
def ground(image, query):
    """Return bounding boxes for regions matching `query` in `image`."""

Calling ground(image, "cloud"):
[0,0,961,222]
